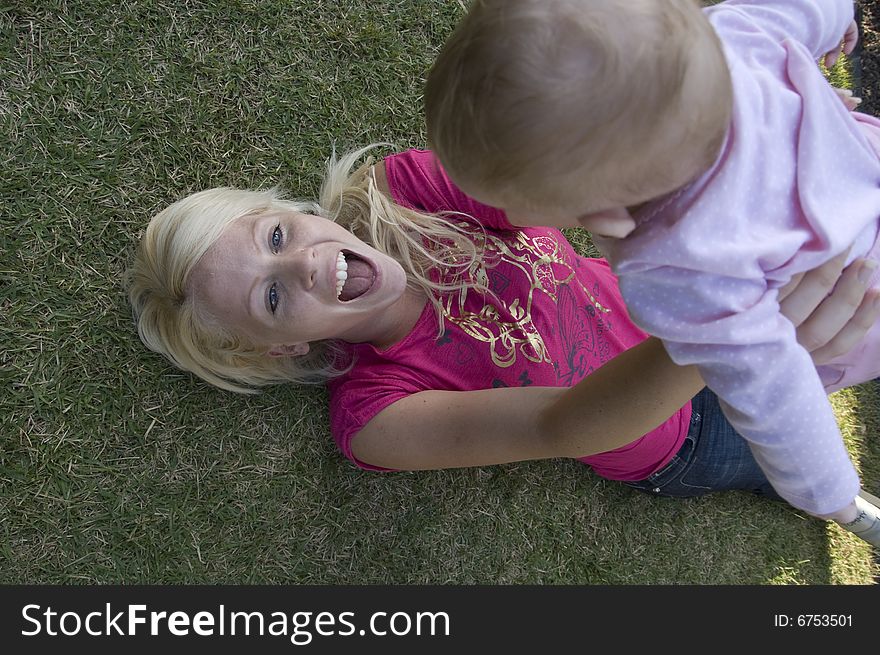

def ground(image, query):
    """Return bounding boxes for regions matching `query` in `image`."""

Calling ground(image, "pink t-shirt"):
[327,149,689,480]
[597,0,880,514]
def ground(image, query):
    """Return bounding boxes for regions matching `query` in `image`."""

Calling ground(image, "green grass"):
[1,0,877,585]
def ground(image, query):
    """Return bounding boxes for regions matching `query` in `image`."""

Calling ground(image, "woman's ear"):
[267,343,310,358]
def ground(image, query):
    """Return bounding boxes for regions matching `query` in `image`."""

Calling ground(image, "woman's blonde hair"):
[425,0,731,209]
[126,145,483,393]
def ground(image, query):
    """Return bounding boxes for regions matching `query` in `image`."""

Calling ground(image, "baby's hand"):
[824,19,858,69]
[832,86,862,111]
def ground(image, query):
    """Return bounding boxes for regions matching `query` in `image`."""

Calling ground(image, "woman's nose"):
[286,247,317,289]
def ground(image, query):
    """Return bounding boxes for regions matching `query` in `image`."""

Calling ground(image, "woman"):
[127,146,880,540]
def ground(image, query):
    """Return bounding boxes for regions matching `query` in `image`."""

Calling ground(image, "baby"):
[425,0,880,542]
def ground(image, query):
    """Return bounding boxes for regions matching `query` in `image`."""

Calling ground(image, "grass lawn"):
[2,0,878,584]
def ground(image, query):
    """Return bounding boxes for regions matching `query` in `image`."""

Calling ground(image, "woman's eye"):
[268,283,279,314]
[271,224,283,251]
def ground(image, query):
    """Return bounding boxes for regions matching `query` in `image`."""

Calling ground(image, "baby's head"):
[425,0,732,235]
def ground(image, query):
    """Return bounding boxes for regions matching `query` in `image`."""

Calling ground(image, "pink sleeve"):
[618,265,859,515]
[711,0,853,59]
[384,149,516,231]
[329,378,408,473]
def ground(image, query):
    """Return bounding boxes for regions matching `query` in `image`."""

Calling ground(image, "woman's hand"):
[780,253,880,527]
[778,250,880,365]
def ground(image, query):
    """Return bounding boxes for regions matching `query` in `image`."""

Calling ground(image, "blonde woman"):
[128,147,880,542]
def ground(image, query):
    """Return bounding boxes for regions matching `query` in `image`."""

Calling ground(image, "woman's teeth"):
[335,252,348,299]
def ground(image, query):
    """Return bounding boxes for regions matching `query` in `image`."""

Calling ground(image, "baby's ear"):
[267,343,310,358]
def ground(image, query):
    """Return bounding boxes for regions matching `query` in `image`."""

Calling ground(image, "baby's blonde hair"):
[126,145,482,393]
[425,0,731,209]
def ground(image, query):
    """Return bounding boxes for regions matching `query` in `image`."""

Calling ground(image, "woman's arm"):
[352,337,700,470]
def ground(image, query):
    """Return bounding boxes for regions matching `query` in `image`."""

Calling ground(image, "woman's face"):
[187,210,409,352]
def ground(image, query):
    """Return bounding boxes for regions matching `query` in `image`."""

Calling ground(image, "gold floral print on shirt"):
[438,227,611,369]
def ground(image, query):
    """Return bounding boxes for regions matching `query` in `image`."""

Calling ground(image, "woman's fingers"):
[778,249,850,326]
[776,271,804,304]
[809,289,880,364]
[794,258,877,353]
[781,251,880,365]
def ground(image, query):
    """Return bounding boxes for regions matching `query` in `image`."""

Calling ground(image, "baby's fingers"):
[824,21,859,68]
[824,49,841,69]
[843,19,859,55]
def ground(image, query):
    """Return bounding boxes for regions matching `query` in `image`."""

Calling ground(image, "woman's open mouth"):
[335,250,376,302]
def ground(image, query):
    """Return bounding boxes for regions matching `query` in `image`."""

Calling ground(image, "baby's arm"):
[715,0,855,61]
[618,265,860,516]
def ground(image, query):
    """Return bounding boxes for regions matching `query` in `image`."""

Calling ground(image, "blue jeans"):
[625,388,783,500]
